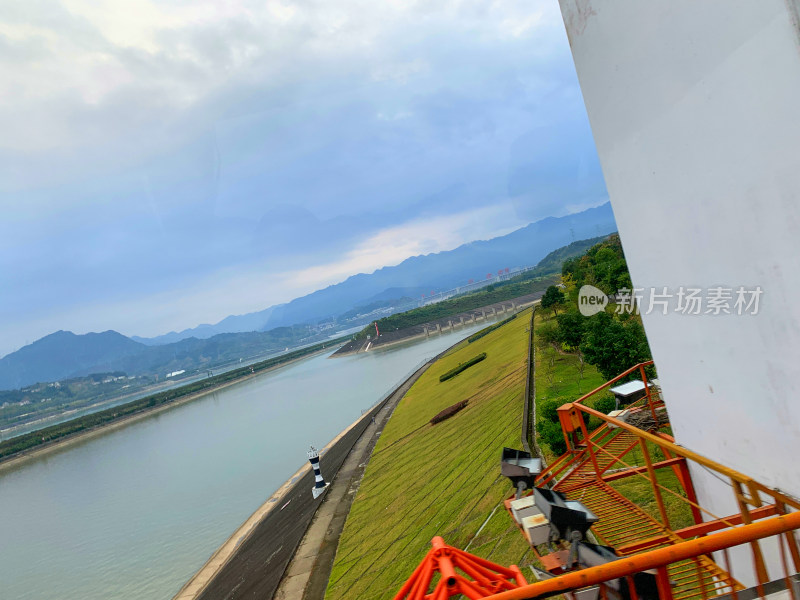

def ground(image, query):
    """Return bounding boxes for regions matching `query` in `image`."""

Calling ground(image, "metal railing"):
[394,361,800,600]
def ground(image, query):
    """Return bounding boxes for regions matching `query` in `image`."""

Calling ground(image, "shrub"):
[537,419,567,455]
[539,397,568,423]
[537,320,560,347]
[439,353,487,382]
[593,396,616,415]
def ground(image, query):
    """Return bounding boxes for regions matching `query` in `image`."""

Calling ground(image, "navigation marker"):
[307,446,329,499]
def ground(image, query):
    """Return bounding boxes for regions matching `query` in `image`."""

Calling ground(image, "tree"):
[555,310,585,349]
[560,233,633,295]
[575,349,586,391]
[541,285,566,315]
[580,312,652,380]
[561,272,578,302]
[537,320,560,348]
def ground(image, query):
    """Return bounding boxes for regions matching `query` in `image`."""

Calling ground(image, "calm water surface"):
[0,323,491,600]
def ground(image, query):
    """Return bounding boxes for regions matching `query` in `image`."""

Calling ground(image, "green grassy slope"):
[326,310,534,600]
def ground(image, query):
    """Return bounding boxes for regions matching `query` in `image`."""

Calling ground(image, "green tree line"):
[538,234,653,380]
[534,234,654,455]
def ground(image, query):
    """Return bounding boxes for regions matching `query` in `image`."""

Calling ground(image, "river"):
[0,322,491,600]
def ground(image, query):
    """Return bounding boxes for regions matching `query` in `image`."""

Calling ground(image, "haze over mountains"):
[0,202,616,390]
[135,202,616,345]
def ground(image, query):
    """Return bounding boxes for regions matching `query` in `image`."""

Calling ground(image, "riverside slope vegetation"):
[326,235,658,599]
[326,310,535,599]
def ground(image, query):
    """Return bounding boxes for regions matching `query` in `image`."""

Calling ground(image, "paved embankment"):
[274,363,428,600]
[175,359,438,600]
[332,292,543,357]
[324,308,535,599]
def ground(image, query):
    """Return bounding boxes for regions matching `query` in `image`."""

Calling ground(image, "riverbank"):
[177,324,485,600]
[0,343,339,474]
[332,292,542,357]
[325,308,534,599]
[177,359,436,600]
[274,358,427,600]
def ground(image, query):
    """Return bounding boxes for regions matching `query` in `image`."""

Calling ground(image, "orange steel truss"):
[395,362,800,600]
[391,536,528,600]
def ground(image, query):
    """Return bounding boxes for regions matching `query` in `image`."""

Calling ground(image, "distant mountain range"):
[0,331,146,391]
[134,202,617,345]
[0,202,616,390]
[0,326,321,391]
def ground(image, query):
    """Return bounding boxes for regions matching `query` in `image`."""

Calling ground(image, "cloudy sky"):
[0,0,607,357]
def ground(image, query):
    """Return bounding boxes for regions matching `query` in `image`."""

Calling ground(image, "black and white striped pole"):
[307,445,329,499]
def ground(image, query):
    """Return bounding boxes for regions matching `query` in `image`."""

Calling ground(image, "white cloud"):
[0,0,559,153]
[0,0,604,356]
[371,59,428,84]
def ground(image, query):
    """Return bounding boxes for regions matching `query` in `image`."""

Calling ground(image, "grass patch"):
[533,311,609,461]
[534,312,609,403]
[326,309,534,600]
[438,352,487,382]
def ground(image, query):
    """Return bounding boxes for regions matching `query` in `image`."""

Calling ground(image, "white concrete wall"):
[557,0,800,516]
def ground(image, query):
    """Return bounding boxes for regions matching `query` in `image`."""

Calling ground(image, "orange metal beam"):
[550,362,798,509]
[537,451,582,488]
[597,437,641,477]
[577,410,601,477]
[675,504,778,538]
[566,401,800,512]
[601,457,685,483]
[616,504,780,554]
[569,361,655,407]
[638,364,659,425]
[483,511,800,600]
[639,438,670,527]
[675,457,703,525]
[732,481,770,592]
[777,501,800,573]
